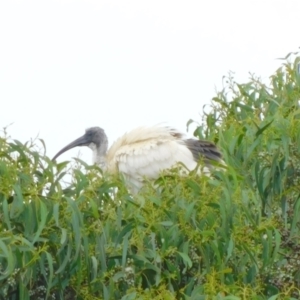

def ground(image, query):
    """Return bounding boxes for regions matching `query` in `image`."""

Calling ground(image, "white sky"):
[0,0,299,163]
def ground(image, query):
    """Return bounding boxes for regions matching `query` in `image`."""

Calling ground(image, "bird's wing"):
[112,138,198,191]
[105,126,223,191]
[116,139,197,177]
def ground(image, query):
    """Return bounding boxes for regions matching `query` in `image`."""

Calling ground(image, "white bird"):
[52,125,223,193]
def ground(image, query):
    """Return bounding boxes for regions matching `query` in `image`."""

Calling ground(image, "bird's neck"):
[94,153,107,169]
[89,141,108,169]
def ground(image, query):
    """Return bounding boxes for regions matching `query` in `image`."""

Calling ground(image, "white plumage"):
[52,125,223,192]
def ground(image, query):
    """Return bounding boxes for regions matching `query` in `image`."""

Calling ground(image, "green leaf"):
[255,119,274,137]
[0,240,14,280]
[32,200,48,244]
[177,251,192,269]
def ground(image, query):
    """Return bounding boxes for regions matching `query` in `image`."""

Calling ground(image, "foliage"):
[1,52,300,299]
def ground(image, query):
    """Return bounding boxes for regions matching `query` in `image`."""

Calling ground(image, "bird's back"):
[106,125,222,192]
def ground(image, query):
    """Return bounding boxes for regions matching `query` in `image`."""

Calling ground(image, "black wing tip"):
[185,138,223,162]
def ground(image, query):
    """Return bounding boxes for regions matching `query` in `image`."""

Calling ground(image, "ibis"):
[52,125,223,192]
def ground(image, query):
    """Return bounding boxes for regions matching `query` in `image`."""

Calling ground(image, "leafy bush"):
[1,52,300,300]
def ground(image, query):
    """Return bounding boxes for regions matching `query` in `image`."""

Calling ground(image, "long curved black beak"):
[52,134,91,161]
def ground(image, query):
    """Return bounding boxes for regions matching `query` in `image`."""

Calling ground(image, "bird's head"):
[52,127,108,161]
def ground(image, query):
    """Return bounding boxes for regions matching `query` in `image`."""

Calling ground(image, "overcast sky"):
[0,0,299,163]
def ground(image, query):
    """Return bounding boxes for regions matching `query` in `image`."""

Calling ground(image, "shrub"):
[1,52,300,299]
